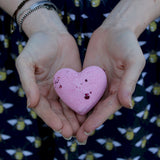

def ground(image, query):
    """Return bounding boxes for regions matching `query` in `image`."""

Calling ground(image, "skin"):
[76,26,145,143]
[76,0,160,143]
[0,0,160,144]
[16,31,83,138]
[0,0,86,139]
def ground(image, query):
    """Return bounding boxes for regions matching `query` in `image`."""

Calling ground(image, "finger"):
[118,49,146,109]
[76,114,87,125]
[60,117,74,139]
[76,94,121,143]
[16,54,40,108]
[51,100,73,139]
[60,100,80,136]
[33,96,63,132]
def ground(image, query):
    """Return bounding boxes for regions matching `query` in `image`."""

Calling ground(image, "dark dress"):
[0,0,160,160]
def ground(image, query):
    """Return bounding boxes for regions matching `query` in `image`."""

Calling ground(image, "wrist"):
[101,0,160,38]
[23,7,67,37]
[17,0,67,37]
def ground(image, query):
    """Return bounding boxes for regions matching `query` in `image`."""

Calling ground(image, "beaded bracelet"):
[11,0,30,33]
[17,1,57,32]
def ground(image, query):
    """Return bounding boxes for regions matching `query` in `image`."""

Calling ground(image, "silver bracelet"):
[17,1,58,32]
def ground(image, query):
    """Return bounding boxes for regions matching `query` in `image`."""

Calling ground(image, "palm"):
[16,31,82,138]
[76,27,145,142]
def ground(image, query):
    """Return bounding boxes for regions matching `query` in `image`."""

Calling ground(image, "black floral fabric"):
[0,0,160,160]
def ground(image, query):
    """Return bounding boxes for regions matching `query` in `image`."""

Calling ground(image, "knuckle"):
[15,55,24,69]
[140,55,146,67]
[130,79,137,86]
[137,54,146,67]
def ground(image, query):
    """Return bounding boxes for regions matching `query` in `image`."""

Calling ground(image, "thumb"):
[118,49,146,109]
[16,54,40,108]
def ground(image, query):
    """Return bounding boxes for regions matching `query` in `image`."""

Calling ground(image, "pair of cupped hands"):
[15,13,145,144]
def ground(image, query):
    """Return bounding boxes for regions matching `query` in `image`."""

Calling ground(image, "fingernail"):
[129,102,133,109]
[27,99,31,108]
[128,95,133,109]
[76,140,87,145]
[84,131,93,136]
[54,129,62,133]
[63,136,72,141]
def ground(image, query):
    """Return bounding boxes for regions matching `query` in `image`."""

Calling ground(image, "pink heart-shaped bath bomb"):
[53,66,107,115]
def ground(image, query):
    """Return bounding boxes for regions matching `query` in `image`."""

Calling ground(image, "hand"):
[16,28,82,139]
[76,26,146,143]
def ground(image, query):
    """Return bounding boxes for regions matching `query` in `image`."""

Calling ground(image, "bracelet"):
[11,0,30,33]
[17,1,58,32]
[12,0,30,21]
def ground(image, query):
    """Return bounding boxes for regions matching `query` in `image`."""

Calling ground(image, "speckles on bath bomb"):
[59,85,62,88]
[54,77,60,84]
[84,93,90,100]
